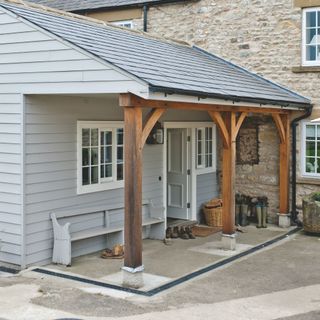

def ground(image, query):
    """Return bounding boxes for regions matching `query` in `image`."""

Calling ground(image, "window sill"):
[292,66,320,73]
[297,177,320,185]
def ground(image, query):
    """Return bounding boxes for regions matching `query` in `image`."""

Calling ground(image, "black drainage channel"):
[34,227,301,297]
[0,266,20,274]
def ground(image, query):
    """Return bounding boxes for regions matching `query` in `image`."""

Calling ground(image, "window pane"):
[82,167,90,185]
[197,129,202,140]
[100,131,105,145]
[306,125,316,140]
[82,129,90,146]
[306,141,316,156]
[105,131,112,145]
[306,45,317,61]
[317,159,320,173]
[307,11,316,28]
[105,146,112,163]
[91,147,98,165]
[317,125,320,138]
[100,147,105,163]
[100,165,105,178]
[306,157,316,173]
[117,163,124,180]
[198,141,202,153]
[117,146,123,161]
[117,128,123,144]
[82,148,89,166]
[198,155,202,165]
[91,166,98,184]
[307,27,316,44]
[105,164,112,178]
[91,129,98,146]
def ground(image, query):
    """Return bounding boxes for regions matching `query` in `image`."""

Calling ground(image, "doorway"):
[166,128,192,220]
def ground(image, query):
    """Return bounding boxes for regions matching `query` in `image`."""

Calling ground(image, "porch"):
[35,225,298,295]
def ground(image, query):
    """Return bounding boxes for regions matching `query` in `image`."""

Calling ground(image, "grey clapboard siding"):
[196,173,219,222]
[24,95,163,265]
[0,93,22,266]
[0,8,146,267]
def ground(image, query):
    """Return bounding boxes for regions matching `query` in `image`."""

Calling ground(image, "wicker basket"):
[203,198,223,227]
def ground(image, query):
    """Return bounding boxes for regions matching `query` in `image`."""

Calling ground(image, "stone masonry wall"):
[140,0,320,215]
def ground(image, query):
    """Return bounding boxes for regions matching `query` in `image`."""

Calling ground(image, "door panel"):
[167,128,189,219]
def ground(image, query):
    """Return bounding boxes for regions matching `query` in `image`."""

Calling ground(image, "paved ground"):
[0,230,320,320]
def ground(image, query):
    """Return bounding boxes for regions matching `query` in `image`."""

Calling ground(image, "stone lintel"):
[294,0,320,8]
[292,66,320,73]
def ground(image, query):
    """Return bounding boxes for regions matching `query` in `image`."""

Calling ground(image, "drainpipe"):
[291,105,313,225]
[143,5,148,32]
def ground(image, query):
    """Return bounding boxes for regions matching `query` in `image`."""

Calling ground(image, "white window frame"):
[112,20,133,28]
[196,126,216,174]
[77,121,124,194]
[301,121,320,178]
[302,7,320,66]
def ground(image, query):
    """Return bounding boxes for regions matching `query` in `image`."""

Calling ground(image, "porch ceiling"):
[1,0,311,110]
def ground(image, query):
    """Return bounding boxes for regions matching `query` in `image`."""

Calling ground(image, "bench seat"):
[51,200,165,266]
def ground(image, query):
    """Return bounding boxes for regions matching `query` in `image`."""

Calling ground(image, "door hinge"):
[187,169,191,175]
[187,136,191,142]
[187,202,191,209]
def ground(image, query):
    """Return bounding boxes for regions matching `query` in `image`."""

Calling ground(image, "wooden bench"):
[51,200,165,266]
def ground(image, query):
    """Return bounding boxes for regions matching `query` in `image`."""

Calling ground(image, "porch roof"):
[1,1,311,109]
[26,0,190,12]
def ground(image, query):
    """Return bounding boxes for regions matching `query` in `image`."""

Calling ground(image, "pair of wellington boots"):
[256,206,267,228]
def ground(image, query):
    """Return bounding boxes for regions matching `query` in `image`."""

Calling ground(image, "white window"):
[302,122,320,177]
[112,20,133,28]
[77,121,124,194]
[196,127,214,171]
[303,8,320,65]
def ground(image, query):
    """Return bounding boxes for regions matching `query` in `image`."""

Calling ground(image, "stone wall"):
[141,0,320,216]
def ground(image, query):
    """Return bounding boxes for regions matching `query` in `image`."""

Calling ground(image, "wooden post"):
[123,106,143,268]
[208,111,246,236]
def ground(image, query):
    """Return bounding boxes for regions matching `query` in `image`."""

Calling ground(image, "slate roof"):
[0,1,311,108]
[26,0,187,12]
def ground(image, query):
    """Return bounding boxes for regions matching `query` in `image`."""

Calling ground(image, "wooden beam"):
[123,106,143,268]
[119,93,291,114]
[272,114,286,143]
[279,114,290,214]
[141,108,165,147]
[208,111,230,148]
[233,112,247,141]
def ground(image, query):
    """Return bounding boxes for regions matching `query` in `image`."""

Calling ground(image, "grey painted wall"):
[196,172,219,223]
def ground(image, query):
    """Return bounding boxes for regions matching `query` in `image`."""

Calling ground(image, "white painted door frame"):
[163,122,216,221]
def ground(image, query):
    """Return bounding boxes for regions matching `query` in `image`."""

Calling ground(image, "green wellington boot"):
[256,206,262,228]
[262,206,268,228]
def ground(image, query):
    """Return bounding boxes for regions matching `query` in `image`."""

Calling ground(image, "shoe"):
[179,227,189,240]
[186,226,196,239]
[171,226,179,238]
[166,227,172,238]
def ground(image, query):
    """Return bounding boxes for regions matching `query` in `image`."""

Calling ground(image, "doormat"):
[192,225,221,237]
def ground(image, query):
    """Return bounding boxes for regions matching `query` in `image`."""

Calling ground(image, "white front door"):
[167,128,190,219]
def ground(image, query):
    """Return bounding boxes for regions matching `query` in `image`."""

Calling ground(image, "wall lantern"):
[146,121,164,144]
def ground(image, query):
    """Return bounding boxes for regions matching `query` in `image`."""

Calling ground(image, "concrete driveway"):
[0,231,320,320]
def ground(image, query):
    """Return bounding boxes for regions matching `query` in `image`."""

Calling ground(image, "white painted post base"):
[278,213,291,228]
[122,265,144,289]
[221,233,236,250]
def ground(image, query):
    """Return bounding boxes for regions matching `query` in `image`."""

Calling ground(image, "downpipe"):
[291,105,313,225]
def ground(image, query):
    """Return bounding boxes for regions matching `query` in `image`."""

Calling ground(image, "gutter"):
[291,105,313,225]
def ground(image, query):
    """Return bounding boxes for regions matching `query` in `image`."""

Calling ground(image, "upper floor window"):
[112,20,133,29]
[77,121,124,194]
[303,8,320,65]
[302,122,320,177]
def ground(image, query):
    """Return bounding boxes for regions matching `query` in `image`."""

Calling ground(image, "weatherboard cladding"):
[0,2,310,107]
[27,0,183,12]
